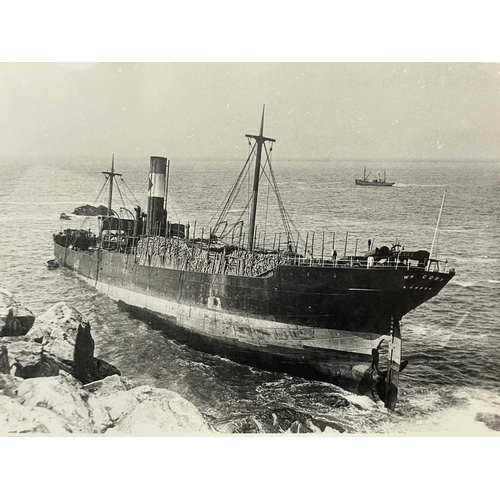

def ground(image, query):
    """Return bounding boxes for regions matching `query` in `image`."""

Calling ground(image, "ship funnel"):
[147,156,167,235]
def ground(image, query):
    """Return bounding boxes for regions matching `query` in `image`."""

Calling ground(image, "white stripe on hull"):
[77,274,388,356]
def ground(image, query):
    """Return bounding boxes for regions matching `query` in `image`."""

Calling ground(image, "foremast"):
[102,154,122,216]
[245,105,275,251]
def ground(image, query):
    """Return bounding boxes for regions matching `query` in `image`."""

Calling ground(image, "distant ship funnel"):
[147,156,167,235]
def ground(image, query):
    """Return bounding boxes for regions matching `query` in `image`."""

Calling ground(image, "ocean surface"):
[1,155,499,435]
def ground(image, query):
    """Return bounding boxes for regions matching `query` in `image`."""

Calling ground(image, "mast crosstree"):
[102,154,122,215]
[246,105,275,251]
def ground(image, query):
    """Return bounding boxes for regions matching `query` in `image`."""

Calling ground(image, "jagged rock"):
[475,412,500,432]
[84,374,134,397]
[16,373,112,433]
[60,213,72,220]
[25,302,120,383]
[73,321,121,383]
[0,298,209,435]
[0,345,9,374]
[0,394,75,434]
[213,416,263,433]
[102,385,210,435]
[26,302,82,356]
[72,204,108,216]
[73,321,95,383]
[2,338,42,368]
[212,407,346,434]
[0,337,59,378]
[0,289,35,337]
[84,393,114,433]
[91,357,121,381]
[0,374,23,397]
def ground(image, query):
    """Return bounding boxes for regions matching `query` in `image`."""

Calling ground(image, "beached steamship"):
[53,108,455,410]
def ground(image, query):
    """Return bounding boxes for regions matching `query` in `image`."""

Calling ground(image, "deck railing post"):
[321,231,325,266]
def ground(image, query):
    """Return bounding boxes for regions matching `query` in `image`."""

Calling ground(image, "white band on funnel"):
[148,173,166,199]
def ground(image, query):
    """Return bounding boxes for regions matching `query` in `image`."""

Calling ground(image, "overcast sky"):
[1,62,499,160]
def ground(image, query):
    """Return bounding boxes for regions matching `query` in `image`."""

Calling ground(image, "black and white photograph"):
[2,59,499,437]
[0,3,498,497]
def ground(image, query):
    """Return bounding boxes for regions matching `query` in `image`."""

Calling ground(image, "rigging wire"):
[214,138,302,251]
[263,143,299,249]
[70,176,110,236]
[263,166,271,248]
[219,162,267,241]
[120,177,143,208]
[209,142,257,230]
[114,177,127,211]
[93,177,109,206]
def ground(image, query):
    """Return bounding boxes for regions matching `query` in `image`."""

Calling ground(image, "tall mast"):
[102,154,122,216]
[245,105,275,251]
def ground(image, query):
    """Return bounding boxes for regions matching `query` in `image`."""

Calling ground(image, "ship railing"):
[426,258,450,274]
[282,255,451,272]
[128,232,452,276]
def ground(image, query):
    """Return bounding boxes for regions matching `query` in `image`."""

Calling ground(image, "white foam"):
[381,388,500,436]
[450,280,477,288]
[344,394,381,411]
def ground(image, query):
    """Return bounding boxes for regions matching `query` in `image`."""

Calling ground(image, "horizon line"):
[0,153,499,163]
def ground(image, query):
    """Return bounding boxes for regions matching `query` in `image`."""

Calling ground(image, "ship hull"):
[355,179,395,186]
[54,242,452,388]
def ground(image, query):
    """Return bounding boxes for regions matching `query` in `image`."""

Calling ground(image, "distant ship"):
[355,167,395,186]
[53,107,454,410]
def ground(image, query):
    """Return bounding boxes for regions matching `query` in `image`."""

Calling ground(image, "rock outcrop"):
[211,406,346,434]
[16,373,104,433]
[0,393,75,434]
[73,321,120,383]
[23,302,120,381]
[0,292,211,435]
[0,374,23,397]
[475,412,500,432]
[72,204,108,216]
[99,384,209,435]
[0,346,9,374]
[0,289,35,337]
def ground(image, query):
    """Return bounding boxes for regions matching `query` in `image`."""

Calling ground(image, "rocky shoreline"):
[1,287,365,435]
[4,289,500,435]
[0,289,210,435]
[3,289,499,435]
[0,289,350,435]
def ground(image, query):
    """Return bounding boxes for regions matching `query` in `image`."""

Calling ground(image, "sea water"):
[1,156,499,435]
